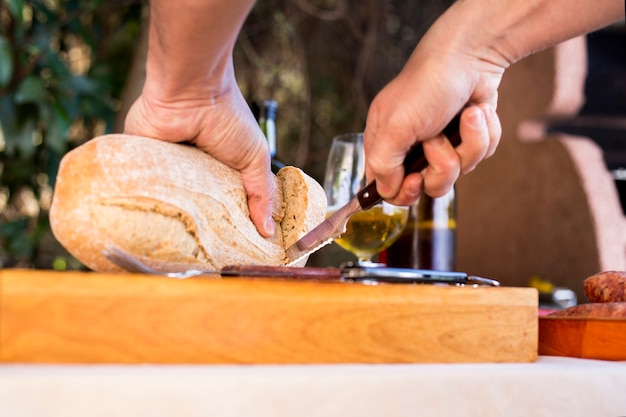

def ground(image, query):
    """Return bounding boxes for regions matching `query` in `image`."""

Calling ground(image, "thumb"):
[240,157,276,238]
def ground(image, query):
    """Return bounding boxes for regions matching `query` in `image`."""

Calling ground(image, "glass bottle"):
[384,187,457,271]
[253,99,285,174]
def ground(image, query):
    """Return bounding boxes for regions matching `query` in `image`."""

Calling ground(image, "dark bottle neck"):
[253,99,284,173]
[255,99,278,158]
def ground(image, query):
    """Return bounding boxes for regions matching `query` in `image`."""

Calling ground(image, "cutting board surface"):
[539,316,626,360]
[0,269,537,364]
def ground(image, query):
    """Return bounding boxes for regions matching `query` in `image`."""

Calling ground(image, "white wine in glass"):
[324,133,408,264]
[328,203,409,263]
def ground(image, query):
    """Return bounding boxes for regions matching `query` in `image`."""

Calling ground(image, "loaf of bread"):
[547,302,626,319]
[583,270,626,303]
[50,134,327,272]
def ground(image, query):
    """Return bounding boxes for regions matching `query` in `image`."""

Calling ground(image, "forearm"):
[145,0,256,101]
[438,0,624,67]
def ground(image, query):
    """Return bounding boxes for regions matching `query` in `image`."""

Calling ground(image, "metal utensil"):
[103,246,499,286]
[103,247,218,279]
[103,246,341,280]
[285,114,462,265]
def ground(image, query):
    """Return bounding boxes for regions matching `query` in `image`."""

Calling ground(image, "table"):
[1,356,625,417]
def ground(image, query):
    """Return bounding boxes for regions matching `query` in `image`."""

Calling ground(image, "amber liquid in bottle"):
[385,188,457,271]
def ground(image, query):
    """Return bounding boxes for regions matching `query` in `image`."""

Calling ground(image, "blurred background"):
[1,0,144,269]
[0,0,456,269]
[1,0,624,275]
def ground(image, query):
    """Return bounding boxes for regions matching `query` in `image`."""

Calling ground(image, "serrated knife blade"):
[285,197,361,265]
[285,113,462,265]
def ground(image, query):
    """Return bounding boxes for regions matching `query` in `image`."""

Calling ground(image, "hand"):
[124,85,276,238]
[122,0,275,238]
[363,18,503,206]
[362,0,623,207]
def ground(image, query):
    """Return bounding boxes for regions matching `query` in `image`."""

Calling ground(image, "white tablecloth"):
[1,356,625,417]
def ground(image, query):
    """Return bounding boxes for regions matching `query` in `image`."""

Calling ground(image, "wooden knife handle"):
[221,265,342,280]
[357,113,462,210]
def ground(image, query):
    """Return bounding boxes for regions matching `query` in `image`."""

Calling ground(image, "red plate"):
[539,316,626,360]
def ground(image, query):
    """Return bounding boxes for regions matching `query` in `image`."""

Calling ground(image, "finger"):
[367,147,407,200]
[197,98,277,238]
[363,106,413,201]
[455,105,490,175]
[230,125,276,238]
[420,134,461,198]
[240,157,276,238]
[384,172,424,207]
[124,99,154,137]
[480,103,502,159]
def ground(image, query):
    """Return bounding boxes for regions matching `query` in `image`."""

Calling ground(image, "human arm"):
[124,0,276,237]
[365,0,625,205]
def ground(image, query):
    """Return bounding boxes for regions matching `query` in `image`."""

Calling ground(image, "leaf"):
[0,35,13,88]
[5,0,24,21]
[1,157,37,189]
[45,148,63,188]
[14,76,46,104]
[41,48,72,79]
[68,75,99,95]
[0,97,18,155]
[44,103,70,154]
[0,218,34,259]
[0,96,37,158]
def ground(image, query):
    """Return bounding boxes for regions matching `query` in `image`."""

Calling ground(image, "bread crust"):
[583,271,626,303]
[50,134,326,271]
[277,166,328,250]
[547,302,626,319]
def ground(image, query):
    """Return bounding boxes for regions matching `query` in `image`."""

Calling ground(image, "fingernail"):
[377,182,392,196]
[468,108,486,129]
[430,135,447,147]
[407,186,421,199]
[265,217,275,237]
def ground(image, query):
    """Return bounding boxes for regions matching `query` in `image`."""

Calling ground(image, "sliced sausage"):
[583,271,626,303]
[548,302,626,319]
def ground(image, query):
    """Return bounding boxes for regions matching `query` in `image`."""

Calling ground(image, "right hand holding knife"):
[285,114,462,265]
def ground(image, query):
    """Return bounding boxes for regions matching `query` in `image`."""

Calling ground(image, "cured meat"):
[548,302,626,319]
[583,271,626,303]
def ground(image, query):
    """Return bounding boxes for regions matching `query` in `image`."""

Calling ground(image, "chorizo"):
[547,302,626,319]
[583,271,626,303]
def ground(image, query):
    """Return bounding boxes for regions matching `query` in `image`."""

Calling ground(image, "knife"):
[285,114,462,265]
[202,264,499,286]
[104,246,498,286]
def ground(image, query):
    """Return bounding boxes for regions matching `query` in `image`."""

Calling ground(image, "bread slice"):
[49,134,327,272]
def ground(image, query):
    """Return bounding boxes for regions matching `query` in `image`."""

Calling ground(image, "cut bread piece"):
[277,166,328,251]
[50,134,327,272]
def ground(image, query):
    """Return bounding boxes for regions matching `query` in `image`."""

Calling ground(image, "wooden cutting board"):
[0,269,538,364]
[538,316,626,360]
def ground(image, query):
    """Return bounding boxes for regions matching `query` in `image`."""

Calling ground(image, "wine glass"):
[323,133,408,264]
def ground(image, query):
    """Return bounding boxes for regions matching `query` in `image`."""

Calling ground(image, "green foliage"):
[0,0,144,268]
[0,35,13,87]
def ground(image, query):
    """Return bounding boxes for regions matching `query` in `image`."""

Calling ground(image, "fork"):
[102,246,342,280]
[103,247,218,279]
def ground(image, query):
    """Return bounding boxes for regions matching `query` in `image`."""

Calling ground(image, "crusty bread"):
[50,134,327,272]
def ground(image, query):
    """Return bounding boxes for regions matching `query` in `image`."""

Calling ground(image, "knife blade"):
[221,264,500,286]
[285,114,462,265]
[104,245,499,285]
